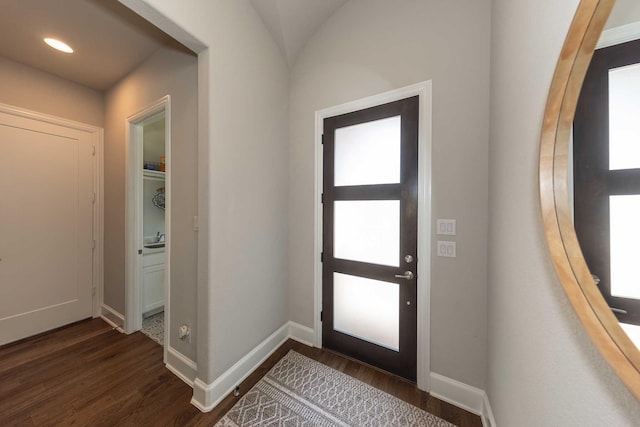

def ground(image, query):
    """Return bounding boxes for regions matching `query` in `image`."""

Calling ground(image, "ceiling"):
[0,0,346,91]
[250,0,349,66]
[0,0,174,91]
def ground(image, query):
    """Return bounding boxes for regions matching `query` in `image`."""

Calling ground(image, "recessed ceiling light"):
[44,38,73,53]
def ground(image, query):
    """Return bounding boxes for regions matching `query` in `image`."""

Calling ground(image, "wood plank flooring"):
[0,318,482,426]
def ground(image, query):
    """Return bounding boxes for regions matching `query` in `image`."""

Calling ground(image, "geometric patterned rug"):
[140,311,164,346]
[214,350,456,427]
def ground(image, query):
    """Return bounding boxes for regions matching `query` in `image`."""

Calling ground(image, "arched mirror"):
[540,0,640,401]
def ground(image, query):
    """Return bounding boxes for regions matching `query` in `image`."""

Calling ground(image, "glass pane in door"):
[333,272,399,351]
[620,323,640,348]
[334,200,400,266]
[334,116,401,186]
[609,63,640,170]
[610,195,640,299]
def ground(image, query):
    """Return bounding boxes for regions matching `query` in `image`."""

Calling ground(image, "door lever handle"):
[591,275,627,314]
[610,307,628,315]
[395,271,414,280]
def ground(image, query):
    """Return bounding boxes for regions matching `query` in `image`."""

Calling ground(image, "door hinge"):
[92,192,96,204]
[92,145,96,156]
[321,134,324,145]
[321,193,324,204]
[92,239,96,250]
[321,252,324,262]
[320,311,323,322]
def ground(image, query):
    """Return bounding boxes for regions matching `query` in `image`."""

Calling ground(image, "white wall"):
[605,0,640,30]
[288,0,491,389]
[143,118,165,165]
[0,56,103,126]
[124,0,290,383]
[117,3,640,424]
[142,120,165,239]
[488,0,640,425]
[143,179,165,239]
[103,44,199,360]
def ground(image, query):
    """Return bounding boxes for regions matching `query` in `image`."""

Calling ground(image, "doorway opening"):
[314,82,432,389]
[125,97,171,356]
[321,96,419,380]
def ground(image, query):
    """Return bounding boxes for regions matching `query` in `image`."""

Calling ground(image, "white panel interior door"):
[0,111,94,345]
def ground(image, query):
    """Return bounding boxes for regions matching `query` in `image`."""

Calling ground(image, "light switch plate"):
[437,240,456,258]
[437,219,456,236]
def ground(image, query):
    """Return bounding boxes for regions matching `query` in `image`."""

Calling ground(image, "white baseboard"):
[287,321,315,346]
[188,321,497,426]
[190,323,290,412]
[430,372,496,427]
[482,391,497,427]
[101,304,124,333]
[191,378,212,412]
[166,346,197,387]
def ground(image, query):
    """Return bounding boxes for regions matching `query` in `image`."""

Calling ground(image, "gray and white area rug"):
[215,350,455,427]
[140,311,164,346]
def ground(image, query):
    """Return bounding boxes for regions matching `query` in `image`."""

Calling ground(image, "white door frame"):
[0,102,104,319]
[597,21,640,49]
[125,96,171,362]
[314,82,432,390]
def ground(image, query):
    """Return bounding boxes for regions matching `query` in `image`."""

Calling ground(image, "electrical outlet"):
[437,219,456,235]
[437,240,456,258]
[178,325,191,343]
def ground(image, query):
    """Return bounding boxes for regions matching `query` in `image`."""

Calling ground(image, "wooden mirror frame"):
[540,0,640,401]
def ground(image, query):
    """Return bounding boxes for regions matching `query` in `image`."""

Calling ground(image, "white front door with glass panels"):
[0,109,95,346]
[322,96,419,380]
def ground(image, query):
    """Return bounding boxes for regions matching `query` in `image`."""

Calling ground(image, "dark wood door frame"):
[313,83,432,390]
[574,38,640,326]
[321,96,418,380]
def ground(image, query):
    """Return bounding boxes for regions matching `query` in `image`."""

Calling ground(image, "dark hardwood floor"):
[0,319,482,426]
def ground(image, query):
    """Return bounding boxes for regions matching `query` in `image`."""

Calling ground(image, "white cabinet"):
[142,250,165,315]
